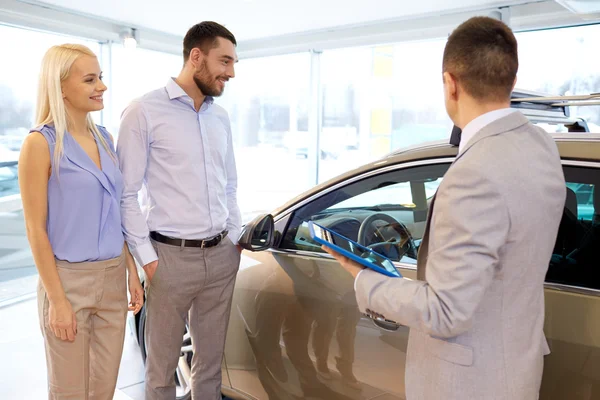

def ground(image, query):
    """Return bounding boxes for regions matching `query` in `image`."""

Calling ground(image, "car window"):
[547,166,600,290]
[280,163,451,264]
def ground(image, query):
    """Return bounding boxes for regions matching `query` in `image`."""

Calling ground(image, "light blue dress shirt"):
[458,108,517,154]
[34,124,124,262]
[117,78,241,267]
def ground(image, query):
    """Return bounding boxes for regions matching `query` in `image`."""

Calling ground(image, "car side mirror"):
[237,214,275,252]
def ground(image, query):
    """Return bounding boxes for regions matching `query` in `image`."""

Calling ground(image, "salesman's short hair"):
[443,16,518,102]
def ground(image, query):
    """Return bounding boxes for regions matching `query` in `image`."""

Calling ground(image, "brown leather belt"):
[150,230,228,248]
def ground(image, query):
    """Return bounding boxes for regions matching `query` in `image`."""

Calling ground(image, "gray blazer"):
[355,112,566,400]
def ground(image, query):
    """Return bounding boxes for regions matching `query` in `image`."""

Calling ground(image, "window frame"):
[279,163,449,262]
[267,157,600,297]
[546,160,600,296]
[270,156,455,269]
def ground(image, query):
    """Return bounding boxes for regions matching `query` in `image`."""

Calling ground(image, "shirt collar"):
[166,78,188,100]
[458,108,517,154]
[165,78,215,108]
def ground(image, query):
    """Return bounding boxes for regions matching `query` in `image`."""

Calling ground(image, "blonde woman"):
[18,44,143,399]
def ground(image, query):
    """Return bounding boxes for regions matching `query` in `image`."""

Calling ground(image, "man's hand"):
[322,246,365,279]
[143,260,158,282]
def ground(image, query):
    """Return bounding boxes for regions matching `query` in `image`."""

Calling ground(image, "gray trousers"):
[145,236,240,400]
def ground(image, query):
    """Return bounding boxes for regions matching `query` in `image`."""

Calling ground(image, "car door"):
[224,159,452,400]
[541,161,600,400]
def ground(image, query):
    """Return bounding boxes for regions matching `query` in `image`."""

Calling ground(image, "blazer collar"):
[454,111,529,163]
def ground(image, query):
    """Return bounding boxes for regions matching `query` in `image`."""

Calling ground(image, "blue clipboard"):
[308,221,402,278]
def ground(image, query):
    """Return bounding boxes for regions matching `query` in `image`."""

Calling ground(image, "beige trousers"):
[37,252,128,400]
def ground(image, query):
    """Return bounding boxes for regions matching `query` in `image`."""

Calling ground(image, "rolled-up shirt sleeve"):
[117,101,158,267]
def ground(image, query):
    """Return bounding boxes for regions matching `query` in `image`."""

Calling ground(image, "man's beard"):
[193,61,225,97]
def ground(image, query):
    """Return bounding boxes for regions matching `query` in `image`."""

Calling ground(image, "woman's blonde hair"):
[35,44,114,170]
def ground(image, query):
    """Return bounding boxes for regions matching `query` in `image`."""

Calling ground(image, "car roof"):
[272,133,600,216]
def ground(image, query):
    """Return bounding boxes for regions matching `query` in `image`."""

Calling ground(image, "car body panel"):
[223,136,600,399]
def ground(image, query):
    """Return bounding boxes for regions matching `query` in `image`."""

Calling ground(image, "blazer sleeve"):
[355,161,510,338]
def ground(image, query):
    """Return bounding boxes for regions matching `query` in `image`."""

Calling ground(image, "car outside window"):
[280,163,450,264]
[547,166,600,290]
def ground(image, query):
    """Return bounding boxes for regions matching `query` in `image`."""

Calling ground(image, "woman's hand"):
[48,298,77,342]
[128,272,144,315]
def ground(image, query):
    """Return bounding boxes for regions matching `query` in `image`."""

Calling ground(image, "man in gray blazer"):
[325,17,566,400]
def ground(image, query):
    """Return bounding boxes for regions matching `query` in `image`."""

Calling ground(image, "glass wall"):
[0,24,101,305]
[515,24,600,132]
[2,20,600,306]
[218,53,313,222]
[319,39,451,182]
[107,44,182,136]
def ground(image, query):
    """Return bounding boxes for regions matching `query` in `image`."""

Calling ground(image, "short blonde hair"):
[35,44,113,170]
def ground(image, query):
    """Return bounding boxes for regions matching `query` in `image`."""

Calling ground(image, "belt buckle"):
[200,239,206,249]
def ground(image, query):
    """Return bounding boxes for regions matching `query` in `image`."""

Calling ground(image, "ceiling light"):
[119,28,138,49]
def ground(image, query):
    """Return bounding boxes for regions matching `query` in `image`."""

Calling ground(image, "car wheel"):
[138,304,193,400]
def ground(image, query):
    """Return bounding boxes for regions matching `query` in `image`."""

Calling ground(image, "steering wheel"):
[357,213,417,260]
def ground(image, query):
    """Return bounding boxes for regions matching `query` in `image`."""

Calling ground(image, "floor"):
[0,296,146,400]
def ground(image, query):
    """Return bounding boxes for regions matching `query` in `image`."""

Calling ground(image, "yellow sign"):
[373,46,394,78]
[370,108,392,135]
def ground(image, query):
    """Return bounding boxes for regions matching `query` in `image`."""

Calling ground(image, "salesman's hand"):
[322,246,365,279]
[143,260,159,282]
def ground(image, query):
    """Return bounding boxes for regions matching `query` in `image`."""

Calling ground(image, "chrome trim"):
[268,248,332,259]
[544,283,600,297]
[553,134,600,141]
[561,160,600,168]
[513,93,600,103]
[274,157,455,223]
[552,100,600,107]
[267,248,418,272]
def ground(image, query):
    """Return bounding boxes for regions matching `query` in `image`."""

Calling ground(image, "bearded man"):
[117,21,242,400]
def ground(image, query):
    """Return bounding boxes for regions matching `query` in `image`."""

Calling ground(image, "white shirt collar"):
[459,108,517,154]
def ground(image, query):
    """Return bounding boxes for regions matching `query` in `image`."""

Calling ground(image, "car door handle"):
[372,318,402,332]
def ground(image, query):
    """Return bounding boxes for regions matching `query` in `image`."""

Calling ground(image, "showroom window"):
[319,39,452,183]
[516,24,600,132]
[218,53,313,222]
[0,24,101,306]
[107,43,182,137]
